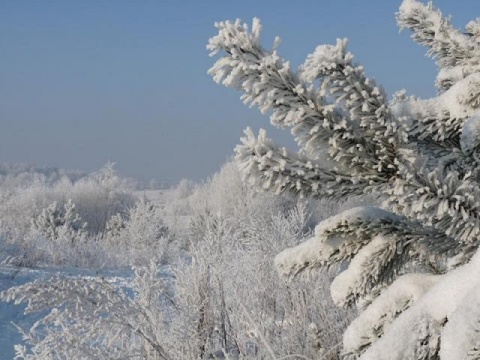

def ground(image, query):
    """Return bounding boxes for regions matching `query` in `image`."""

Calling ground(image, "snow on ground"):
[0,190,186,358]
[0,265,134,359]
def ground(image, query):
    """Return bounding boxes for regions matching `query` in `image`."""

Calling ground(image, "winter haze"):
[1,0,477,183]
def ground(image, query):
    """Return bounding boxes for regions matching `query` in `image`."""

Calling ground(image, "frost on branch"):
[461,113,480,156]
[31,199,88,244]
[275,207,403,279]
[208,18,403,179]
[342,273,440,357]
[236,128,378,199]
[356,252,480,360]
[397,0,480,74]
[275,206,451,308]
[209,0,480,358]
[0,262,172,360]
[466,18,480,44]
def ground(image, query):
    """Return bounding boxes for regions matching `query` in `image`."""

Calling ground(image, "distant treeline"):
[0,163,86,187]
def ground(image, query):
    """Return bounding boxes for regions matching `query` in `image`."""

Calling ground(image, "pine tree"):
[208,0,480,358]
[32,199,88,245]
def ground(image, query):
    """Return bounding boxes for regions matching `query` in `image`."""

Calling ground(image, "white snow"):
[460,112,480,155]
[330,235,394,306]
[0,265,134,359]
[392,74,480,122]
[359,249,480,359]
[440,284,480,359]
[436,67,466,88]
[300,38,350,83]
[313,206,400,236]
[343,273,440,356]
[275,207,401,277]
[398,0,442,34]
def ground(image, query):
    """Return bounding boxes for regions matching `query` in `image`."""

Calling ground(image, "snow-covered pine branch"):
[209,0,480,357]
[397,73,480,143]
[275,207,453,307]
[388,168,480,253]
[353,252,480,360]
[208,19,402,180]
[342,273,440,358]
[466,18,480,44]
[300,38,399,174]
[397,0,480,79]
[235,128,381,199]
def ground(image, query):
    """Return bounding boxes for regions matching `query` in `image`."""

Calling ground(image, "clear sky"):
[1,1,478,184]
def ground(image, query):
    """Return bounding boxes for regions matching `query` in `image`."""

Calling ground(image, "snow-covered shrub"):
[208,1,480,358]
[0,163,137,266]
[104,213,126,239]
[159,179,198,247]
[0,163,135,242]
[171,178,196,205]
[173,206,353,359]
[20,199,118,267]
[31,200,88,245]
[51,162,136,235]
[170,161,355,359]
[1,159,358,358]
[106,199,170,266]
[1,262,173,360]
[188,160,296,243]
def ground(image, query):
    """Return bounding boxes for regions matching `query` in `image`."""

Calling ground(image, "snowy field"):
[0,162,357,358]
[0,266,134,358]
[1,0,480,357]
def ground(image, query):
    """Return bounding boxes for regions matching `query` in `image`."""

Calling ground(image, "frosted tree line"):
[1,160,362,359]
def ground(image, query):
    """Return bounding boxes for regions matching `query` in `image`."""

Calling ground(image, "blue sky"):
[1,1,478,184]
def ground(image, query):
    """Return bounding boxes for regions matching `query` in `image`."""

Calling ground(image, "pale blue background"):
[1,1,478,183]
